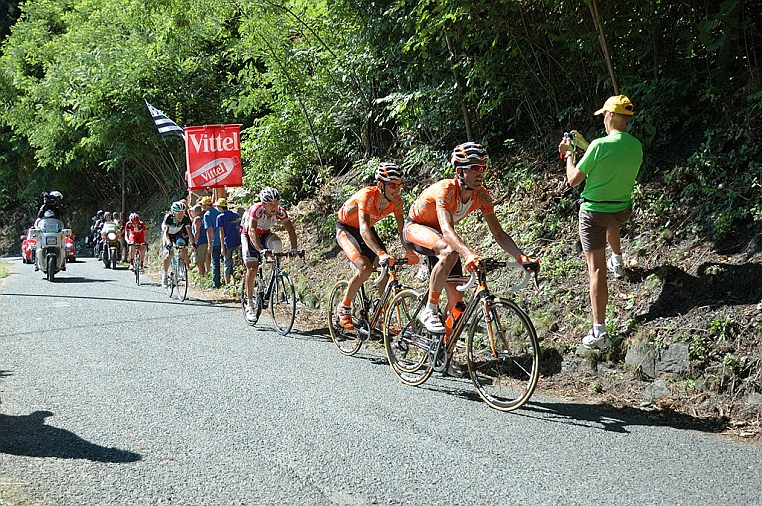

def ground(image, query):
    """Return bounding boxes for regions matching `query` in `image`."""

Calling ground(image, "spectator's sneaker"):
[607,257,625,279]
[418,307,445,333]
[582,329,609,350]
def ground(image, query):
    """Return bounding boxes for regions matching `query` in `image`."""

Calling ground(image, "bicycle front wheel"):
[177,259,188,302]
[466,297,540,411]
[384,289,433,386]
[134,253,141,285]
[166,264,175,298]
[327,281,363,356]
[270,271,296,335]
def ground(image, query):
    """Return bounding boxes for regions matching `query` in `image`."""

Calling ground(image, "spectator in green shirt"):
[559,95,643,351]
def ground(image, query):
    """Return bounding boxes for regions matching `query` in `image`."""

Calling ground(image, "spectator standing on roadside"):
[191,204,208,277]
[204,196,222,288]
[216,198,241,286]
[558,94,643,351]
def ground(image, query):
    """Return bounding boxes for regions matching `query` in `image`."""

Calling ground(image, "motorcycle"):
[65,233,77,262]
[100,223,122,269]
[29,217,70,282]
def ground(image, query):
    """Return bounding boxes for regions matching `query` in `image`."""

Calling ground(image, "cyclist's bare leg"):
[343,256,373,303]
[162,247,173,272]
[244,260,258,302]
[139,244,146,266]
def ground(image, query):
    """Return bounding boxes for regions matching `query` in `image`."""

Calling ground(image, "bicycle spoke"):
[466,298,539,411]
[384,289,433,386]
[327,281,363,356]
[270,272,296,335]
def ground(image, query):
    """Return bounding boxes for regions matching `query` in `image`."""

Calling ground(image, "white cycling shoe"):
[418,307,445,333]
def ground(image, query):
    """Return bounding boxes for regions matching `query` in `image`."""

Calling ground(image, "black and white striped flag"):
[145,100,185,138]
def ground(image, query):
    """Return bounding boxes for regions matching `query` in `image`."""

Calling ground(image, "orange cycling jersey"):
[408,178,495,231]
[337,186,403,229]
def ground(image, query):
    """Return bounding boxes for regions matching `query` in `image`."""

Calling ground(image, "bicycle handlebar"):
[373,257,411,285]
[456,260,538,292]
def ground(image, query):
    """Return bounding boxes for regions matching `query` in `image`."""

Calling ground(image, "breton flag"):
[145,100,185,138]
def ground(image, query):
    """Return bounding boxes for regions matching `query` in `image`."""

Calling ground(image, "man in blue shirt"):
[203,196,222,288]
[215,198,242,286]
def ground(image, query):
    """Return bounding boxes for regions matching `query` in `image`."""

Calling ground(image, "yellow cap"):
[214,198,227,208]
[594,95,635,116]
[200,196,212,205]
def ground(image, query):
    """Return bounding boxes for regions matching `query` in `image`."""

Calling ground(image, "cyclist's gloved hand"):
[464,252,482,273]
[404,249,419,265]
[260,248,270,259]
[288,248,300,258]
[378,251,393,267]
[519,254,540,273]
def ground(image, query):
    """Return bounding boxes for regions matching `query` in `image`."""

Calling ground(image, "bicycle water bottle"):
[445,301,466,330]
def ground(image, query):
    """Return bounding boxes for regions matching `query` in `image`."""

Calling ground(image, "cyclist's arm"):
[284,220,298,250]
[394,213,405,248]
[161,222,170,245]
[484,212,526,261]
[358,210,384,255]
[184,224,194,244]
[437,209,473,258]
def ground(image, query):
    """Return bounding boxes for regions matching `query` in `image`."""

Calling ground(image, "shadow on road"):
[520,400,727,435]
[0,410,142,462]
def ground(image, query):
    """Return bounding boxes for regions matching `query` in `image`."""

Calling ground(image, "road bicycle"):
[327,257,413,356]
[166,239,189,301]
[383,259,540,412]
[131,243,145,285]
[240,250,303,335]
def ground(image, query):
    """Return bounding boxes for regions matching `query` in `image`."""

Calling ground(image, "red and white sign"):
[185,124,243,190]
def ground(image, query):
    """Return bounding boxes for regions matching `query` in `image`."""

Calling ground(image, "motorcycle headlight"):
[107,232,117,241]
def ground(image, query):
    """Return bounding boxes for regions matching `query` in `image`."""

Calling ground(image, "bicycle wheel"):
[177,258,188,301]
[241,272,259,326]
[270,271,296,335]
[466,297,540,411]
[166,261,175,298]
[327,281,363,356]
[384,288,433,386]
[134,252,141,285]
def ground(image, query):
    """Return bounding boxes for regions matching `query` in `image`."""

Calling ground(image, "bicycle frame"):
[356,261,405,338]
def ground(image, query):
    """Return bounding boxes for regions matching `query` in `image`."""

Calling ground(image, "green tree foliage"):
[0,0,759,241]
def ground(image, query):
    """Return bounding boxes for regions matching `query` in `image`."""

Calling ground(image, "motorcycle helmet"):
[170,201,187,213]
[259,187,280,202]
[49,190,63,201]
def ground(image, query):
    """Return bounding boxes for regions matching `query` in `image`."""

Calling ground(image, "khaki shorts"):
[194,243,209,263]
[579,208,632,251]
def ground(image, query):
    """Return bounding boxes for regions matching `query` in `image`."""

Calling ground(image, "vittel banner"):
[185,124,243,189]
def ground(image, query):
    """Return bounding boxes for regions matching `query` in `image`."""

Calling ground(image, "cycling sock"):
[341,296,352,307]
[427,290,441,309]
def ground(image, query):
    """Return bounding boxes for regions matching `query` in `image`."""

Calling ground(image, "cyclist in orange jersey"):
[335,162,418,330]
[403,141,539,333]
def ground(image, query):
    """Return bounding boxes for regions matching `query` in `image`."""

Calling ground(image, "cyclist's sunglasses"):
[463,164,488,173]
[385,181,403,189]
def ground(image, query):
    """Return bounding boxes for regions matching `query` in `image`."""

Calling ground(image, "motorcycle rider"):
[99,212,122,263]
[37,191,66,221]
[91,210,105,255]
[33,209,66,272]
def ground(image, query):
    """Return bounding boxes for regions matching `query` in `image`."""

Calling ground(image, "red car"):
[20,228,36,264]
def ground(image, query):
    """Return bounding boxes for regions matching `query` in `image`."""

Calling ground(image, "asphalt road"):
[1,256,760,505]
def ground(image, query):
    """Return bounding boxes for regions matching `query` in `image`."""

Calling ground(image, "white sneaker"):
[161,273,168,288]
[582,329,609,350]
[607,257,625,279]
[418,307,445,333]
[245,304,256,320]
